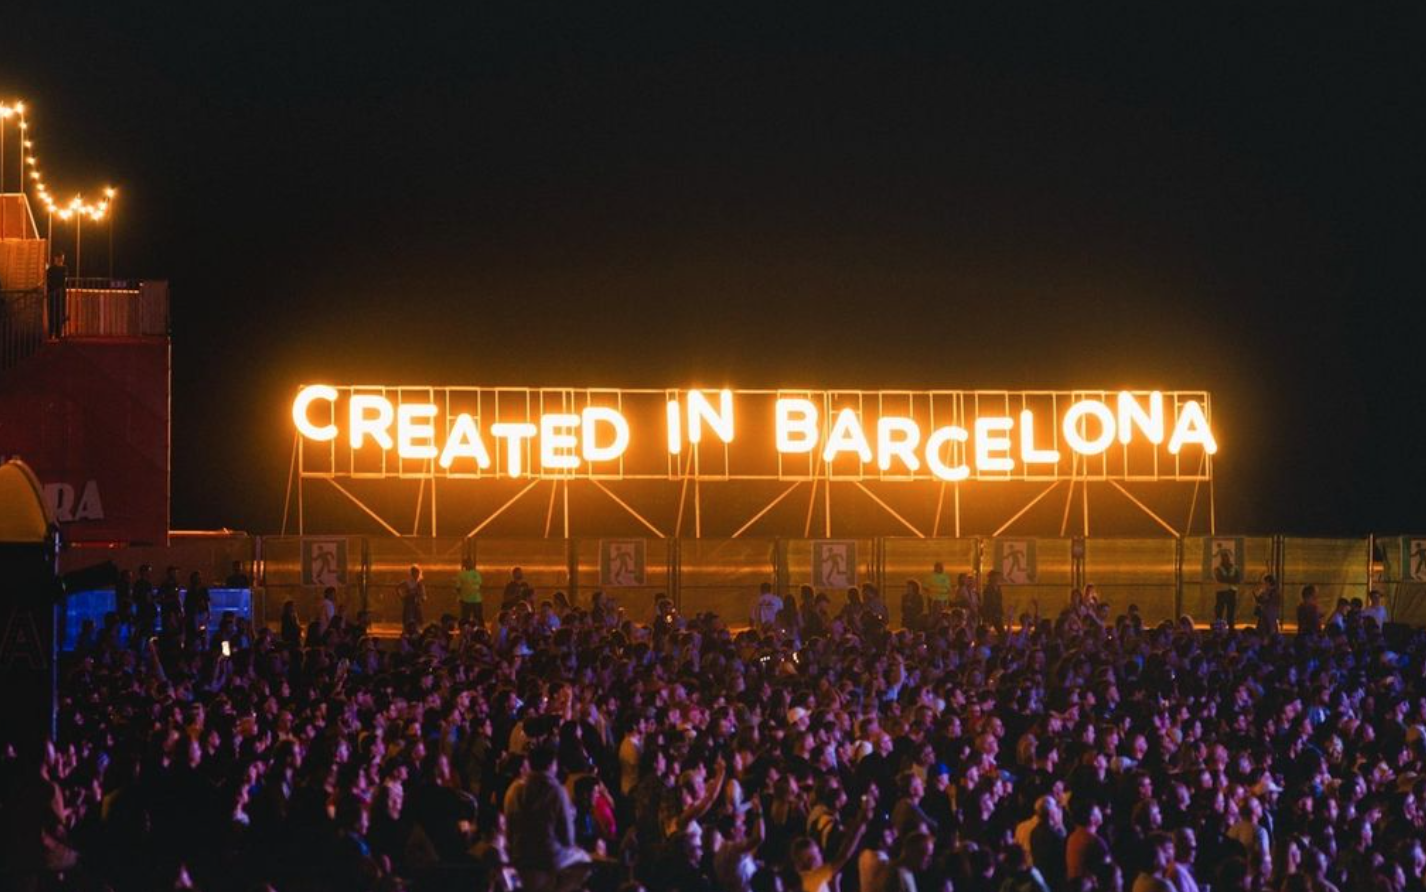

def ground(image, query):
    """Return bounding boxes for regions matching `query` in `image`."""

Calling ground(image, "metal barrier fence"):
[59,534,1402,629]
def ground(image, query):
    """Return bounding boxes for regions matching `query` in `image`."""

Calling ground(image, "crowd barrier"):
[57,533,1424,630]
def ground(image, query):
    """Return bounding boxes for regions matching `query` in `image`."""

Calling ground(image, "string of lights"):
[0,100,115,221]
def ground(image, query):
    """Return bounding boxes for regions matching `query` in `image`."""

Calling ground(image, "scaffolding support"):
[326,479,403,538]
[731,482,802,539]
[590,478,667,538]
[993,481,1061,537]
[852,481,924,538]
[1106,480,1181,537]
[464,479,542,538]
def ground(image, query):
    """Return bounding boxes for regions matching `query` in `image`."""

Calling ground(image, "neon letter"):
[974,416,1015,472]
[822,408,873,464]
[775,398,819,454]
[350,395,395,450]
[924,426,970,481]
[581,407,630,463]
[876,416,921,472]
[491,422,538,478]
[1117,391,1165,445]
[539,414,581,470]
[1063,399,1116,455]
[1168,400,1218,454]
[438,413,492,470]
[1019,410,1061,465]
[666,400,682,455]
[687,389,735,444]
[397,403,439,460]
[292,384,338,441]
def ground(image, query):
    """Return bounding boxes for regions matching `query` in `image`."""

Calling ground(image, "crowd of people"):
[3,560,1425,892]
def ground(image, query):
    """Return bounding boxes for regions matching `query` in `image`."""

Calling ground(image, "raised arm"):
[675,759,728,830]
[826,788,876,874]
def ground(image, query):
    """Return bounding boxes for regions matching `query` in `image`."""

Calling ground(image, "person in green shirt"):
[926,562,952,614]
[457,557,484,626]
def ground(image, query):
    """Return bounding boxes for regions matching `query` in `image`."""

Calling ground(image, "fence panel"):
[1374,535,1426,625]
[259,535,365,629]
[984,537,1074,624]
[573,538,672,620]
[881,538,979,626]
[1282,537,1370,621]
[678,539,776,622]
[783,538,877,618]
[1083,538,1178,625]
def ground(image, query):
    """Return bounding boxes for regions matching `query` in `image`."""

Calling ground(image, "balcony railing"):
[63,279,169,338]
[0,280,169,370]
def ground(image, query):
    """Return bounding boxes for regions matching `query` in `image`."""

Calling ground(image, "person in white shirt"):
[751,583,783,632]
[1364,590,1388,627]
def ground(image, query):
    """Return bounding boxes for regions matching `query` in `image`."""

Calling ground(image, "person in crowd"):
[458,557,485,626]
[1067,799,1110,883]
[1131,831,1176,892]
[398,563,426,629]
[503,567,526,609]
[751,582,783,633]
[317,585,337,633]
[1255,573,1282,635]
[1212,546,1243,627]
[504,741,590,892]
[900,579,925,632]
[954,572,979,618]
[224,560,252,589]
[1166,827,1200,892]
[1365,589,1389,626]
[981,570,1005,633]
[1296,584,1321,635]
[926,562,952,613]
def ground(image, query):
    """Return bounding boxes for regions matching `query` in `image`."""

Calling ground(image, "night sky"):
[8,5,1426,535]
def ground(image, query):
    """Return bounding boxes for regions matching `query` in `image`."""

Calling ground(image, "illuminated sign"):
[292,387,1216,482]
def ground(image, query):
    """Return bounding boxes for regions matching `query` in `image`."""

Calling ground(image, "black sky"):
[8,4,1426,534]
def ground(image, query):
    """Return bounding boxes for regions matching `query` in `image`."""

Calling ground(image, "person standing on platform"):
[926,562,952,616]
[1296,585,1321,635]
[457,557,484,626]
[1213,548,1242,627]
[318,586,337,633]
[1254,574,1282,635]
[982,570,1006,633]
[399,564,426,629]
[503,567,525,609]
[225,560,252,589]
[900,580,925,631]
[750,582,782,633]
[45,253,67,339]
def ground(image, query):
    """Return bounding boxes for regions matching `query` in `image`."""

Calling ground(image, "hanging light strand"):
[0,99,116,221]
